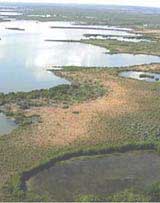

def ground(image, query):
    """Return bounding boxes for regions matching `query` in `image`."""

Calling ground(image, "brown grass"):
[24,68,146,148]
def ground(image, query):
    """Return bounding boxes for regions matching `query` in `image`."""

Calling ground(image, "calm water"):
[27,150,160,201]
[119,71,160,82]
[0,20,160,93]
[0,113,17,135]
[0,12,22,16]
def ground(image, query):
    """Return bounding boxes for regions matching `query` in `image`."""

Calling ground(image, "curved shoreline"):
[45,38,160,57]
[3,63,160,201]
[49,26,133,32]
[20,142,156,192]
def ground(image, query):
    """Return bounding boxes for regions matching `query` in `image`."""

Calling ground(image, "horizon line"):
[1,1,160,9]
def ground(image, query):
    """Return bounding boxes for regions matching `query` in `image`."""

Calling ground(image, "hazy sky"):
[2,0,160,8]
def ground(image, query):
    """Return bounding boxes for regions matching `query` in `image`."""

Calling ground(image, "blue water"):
[0,20,160,93]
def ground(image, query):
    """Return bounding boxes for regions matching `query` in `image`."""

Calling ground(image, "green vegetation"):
[16,5,160,29]
[83,38,160,56]
[3,140,160,202]
[0,81,106,127]
[1,66,160,201]
[1,5,160,201]
[0,110,41,126]
[0,66,160,201]
[139,73,155,79]
[76,189,150,202]
[76,183,160,202]
[3,174,48,202]
[89,86,160,144]
[147,182,160,201]
[109,189,150,202]
[0,83,106,108]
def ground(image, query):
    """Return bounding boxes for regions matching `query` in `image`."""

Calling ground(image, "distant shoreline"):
[5,27,25,31]
[50,26,132,32]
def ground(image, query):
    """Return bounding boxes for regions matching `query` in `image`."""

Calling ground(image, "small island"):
[5,27,25,31]
[139,73,155,79]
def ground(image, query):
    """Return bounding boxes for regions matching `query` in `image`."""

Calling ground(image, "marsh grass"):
[139,73,155,79]
[3,140,160,201]
[0,83,106,108]
[1,64,160,201]
[82,38,160,56]
[76,189,151,202]
[76,182,160,202]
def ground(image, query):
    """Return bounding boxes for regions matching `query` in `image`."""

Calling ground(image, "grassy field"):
[82,37,160,55]
[0,62,160,201]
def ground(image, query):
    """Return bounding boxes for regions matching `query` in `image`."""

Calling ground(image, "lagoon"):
[0,21,160,93]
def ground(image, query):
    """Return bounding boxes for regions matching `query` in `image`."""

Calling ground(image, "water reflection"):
[40,42,160,67]
[0,21,138,39]
[119,71,160,82]
[0,21,160,93]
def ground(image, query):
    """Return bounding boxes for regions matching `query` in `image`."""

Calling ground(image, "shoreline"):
[45,38,160,57]
[1,19,160,201]
[50,26,134,33]
[2,63,160,201]
[21,142,156,192]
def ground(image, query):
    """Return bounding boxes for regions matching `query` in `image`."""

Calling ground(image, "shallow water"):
[0,113,17,135]
[0,20,160,93]
[0,21,137,40]
[119,71,160,82]
[27,150,160,201]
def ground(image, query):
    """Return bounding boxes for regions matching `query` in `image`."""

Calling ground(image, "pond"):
[26,150,160,201]
[0,20,160,93]
[0,113,17,135]
[119,71,160,82]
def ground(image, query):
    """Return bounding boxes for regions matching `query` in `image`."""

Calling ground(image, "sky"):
[2,0,160,8]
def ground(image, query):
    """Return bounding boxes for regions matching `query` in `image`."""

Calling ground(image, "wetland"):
[1,3,160,202]
[0,113,17,135]
[26,150,160,201]
[119,71,160,82]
